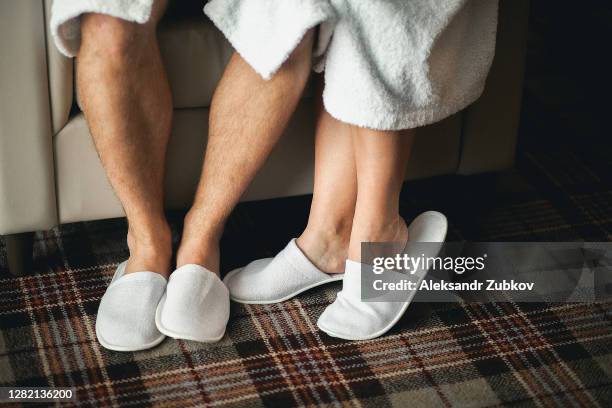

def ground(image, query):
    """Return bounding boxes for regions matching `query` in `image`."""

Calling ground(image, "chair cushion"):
[54,102,318,223]
[158,17,233,109]
[53,103,460,224]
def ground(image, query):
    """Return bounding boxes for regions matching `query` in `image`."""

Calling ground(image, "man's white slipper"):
[155,264,230,343]
[95,261,167,352]
[317,211,448,341]
[223,239,344,304]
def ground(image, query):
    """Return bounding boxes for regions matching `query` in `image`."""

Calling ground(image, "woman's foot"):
[318,211,447,340]
[296,226,350,274]
[223,219,352,304]
[223,238,345,304]
[347,215,409,262]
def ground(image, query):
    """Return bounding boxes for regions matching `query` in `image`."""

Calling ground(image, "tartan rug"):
[1,144,612,407]
[2,3,612,404]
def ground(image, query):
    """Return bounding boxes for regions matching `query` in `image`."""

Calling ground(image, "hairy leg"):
[78,0,172,276]
[177,31,315,273]
[296,104,357,273]
[348,128,415,262]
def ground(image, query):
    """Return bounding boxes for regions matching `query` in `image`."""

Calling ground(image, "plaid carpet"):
[2,2,612,406]
[1,144,611,407]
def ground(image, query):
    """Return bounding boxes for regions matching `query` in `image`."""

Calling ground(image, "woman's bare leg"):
[348,128,415,261]
[296,105,357,273]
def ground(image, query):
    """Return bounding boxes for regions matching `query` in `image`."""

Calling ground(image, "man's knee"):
[80,14,152,61]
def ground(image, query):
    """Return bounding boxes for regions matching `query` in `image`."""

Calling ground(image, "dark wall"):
[519,1,612,151]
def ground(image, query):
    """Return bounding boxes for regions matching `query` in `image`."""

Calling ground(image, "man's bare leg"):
[348,128,415,261]
[78,0,172,276]
[177,31,315,273]
[295,106,357,274]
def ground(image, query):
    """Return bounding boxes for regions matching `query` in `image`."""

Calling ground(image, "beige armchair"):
[0,0,530,275]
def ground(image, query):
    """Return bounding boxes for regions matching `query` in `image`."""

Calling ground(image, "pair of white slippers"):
[224,211,448,340]
[95,211,446,350]
[95,263,229,351]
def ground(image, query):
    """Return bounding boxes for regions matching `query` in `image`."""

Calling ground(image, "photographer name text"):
[373,279,535,292]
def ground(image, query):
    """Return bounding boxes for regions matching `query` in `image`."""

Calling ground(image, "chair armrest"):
[45,0,74,134]
[457,0,530,175]
[0,0,58,234]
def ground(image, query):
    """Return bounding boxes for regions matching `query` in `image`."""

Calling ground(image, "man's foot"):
[175,238,220,274]
[96,261,167,351]
[155,263,229,342]
[175,209,221,274]
[125,220,173,277]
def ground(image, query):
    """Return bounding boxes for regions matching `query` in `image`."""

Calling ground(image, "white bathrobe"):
[51,0,499,130]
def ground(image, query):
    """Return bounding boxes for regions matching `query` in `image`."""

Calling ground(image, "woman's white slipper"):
[223,239,344,304]
[95,261,167,352]
[155,264,230,343]
[317,211,448,340]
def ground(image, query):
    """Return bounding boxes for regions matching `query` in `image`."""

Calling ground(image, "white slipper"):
[223,239,344,304]
[95,261,167,351]
[317,211,448,340]
[155,264,230,343]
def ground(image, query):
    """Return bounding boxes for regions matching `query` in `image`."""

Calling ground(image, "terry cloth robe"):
[51,0,499,130]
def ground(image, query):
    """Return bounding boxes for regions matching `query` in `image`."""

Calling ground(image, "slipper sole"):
[224,269,345,305]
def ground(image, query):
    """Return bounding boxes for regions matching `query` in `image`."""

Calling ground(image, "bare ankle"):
[347,215,408,262]
[354,216,407,241]
[125,219,172,276]
[176,209,223,273]
[127,216,171,245]
[176,237,220,274]
[297,225,351,274]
